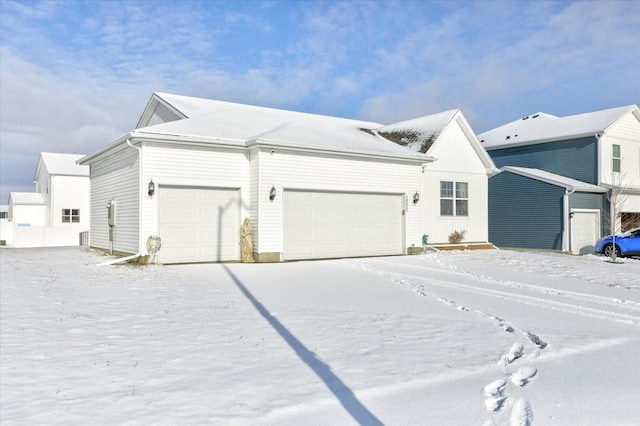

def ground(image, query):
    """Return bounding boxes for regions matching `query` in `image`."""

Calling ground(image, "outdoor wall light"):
[413,192,420,205]
[148,180,155,197]
[269,186,276,201]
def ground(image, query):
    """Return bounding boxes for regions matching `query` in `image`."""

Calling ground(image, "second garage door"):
[283,190,404,261]
[571,209,600,255]
[158,186,240,264]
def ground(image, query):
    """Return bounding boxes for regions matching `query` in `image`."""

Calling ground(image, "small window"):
[612,144,621,173]
[440,181,469,216]
[62,209,80,223]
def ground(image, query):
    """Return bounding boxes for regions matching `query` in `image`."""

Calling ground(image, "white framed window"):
[440,181,468,216]
[62,209,80,223]
[612,144,621,173]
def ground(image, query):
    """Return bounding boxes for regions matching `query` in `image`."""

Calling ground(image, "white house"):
[376,110,499,244]
[4,152,90,247]
[80,93,495,264]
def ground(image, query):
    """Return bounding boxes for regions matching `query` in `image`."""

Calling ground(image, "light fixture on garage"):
[269,186,276,201]
[413,192,420,205]
[148,180,155,197]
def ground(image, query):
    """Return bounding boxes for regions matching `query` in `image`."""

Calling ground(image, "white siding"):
[256,148,422,256]
[50,175,90,229]
[35,166,51,213]
[600,113,640,188]
[606,112,640,141]
[249,149,260,250]
[141,143,250,256]
[11,205,47,227]
[147,102,182,127]
[90,147,140,254]
[423,121,490,243]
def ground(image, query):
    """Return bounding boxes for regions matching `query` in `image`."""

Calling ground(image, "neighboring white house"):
[79,93,494,264]
[4,152,90,247]
[376,110,499,244]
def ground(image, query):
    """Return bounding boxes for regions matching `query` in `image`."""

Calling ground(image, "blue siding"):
[489,137,598,184]
[569,192,604,210]
[489,172,564,250]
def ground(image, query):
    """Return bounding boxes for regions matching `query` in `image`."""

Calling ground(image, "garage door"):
[158,186,240,263]
[283,190,404,261]
[571,209,600,255]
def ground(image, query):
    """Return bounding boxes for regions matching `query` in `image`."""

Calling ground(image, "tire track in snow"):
[358,260,640,327]
[372,258,640,310]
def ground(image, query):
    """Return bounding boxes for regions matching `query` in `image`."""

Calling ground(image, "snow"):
[133,98,425,158]
[1,247,639,425]
[7,192,45,205]
[500,167,608,193]
[478,105,638,149]
[40,153,89,177]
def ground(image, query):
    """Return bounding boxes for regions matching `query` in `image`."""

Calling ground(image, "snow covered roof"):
[127,93,433,159]
[375,110,458,154]
[499,166,608,192]
[36,152,89,179]
[9,192,45,205]
[478,105,639,150]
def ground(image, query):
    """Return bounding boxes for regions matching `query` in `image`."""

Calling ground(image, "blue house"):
[479,105,640,253]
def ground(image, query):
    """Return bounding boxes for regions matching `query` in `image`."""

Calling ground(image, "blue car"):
[595,227,640,257]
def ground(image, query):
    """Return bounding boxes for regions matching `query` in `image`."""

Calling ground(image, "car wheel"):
[603,243,621,257]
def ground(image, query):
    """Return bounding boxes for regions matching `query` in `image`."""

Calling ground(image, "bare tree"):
[602,174,632,262]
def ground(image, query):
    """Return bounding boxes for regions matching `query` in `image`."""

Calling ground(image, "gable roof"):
[479,105,639,150]
[34,152,89,181]
[499,166,608,193]
[9,192,46,205]
[84,93,440,164]
[375,110,458,154]
[375,109,498,174]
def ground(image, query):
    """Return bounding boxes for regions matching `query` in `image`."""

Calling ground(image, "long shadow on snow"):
[222,264,383,425]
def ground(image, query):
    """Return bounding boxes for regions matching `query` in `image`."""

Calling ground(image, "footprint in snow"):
[501,343,524,365]
[483,379,506,412]
[510,398,534,426]
[526,331,547,349]
[499,323,515,333]
[511,366,537,387]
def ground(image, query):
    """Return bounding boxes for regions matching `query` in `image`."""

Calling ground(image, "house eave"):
[78,134,133,165]
[247,138,435,164]
[81,131,435,166]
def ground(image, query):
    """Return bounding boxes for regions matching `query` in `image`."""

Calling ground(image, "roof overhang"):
[79,131,435,166]
[499,167,608,193]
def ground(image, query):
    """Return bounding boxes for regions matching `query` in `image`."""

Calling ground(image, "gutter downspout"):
[595,133,601,186]
[102,138,143,266]
[563,188,576,253]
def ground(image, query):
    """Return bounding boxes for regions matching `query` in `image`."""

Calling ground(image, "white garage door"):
[158,186,240,263]
[283,190,404,261]
[571,209,600,255]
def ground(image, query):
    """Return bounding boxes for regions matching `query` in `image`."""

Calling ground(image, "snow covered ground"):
[1,247,639,425]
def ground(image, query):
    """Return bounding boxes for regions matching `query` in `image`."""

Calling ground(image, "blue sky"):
[1,0,639,202]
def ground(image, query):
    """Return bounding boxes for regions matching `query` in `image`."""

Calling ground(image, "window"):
[440,181,468,216]
[62,209,80,223]
[612,144,621,173]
